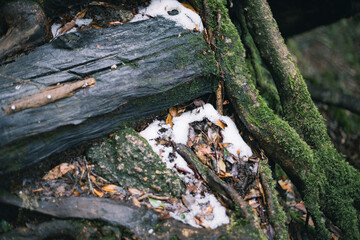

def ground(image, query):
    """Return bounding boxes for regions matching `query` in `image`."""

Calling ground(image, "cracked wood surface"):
[0,17,217,174]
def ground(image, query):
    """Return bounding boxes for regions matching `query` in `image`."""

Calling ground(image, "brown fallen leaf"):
[244,188,262,200]
[74,8,88,19]
[109,21,123,25]
[102,184,122,194]
[132,197,141,208]
[278,179,292,192]
[295,202,307,213]
[195,24,199,31]
[59,20,76,34]
[128,188,143,195]
[93,189,104,198]
[217,158,226,173]
[169,106,178,117]
[73,190,81,197]
[90,174,97,184]
[165,113,173,127]
[215,119,227,129]
[331,233,339,240]
[300,215,314,227]
[32,188,43,192]
[43,163,75,180]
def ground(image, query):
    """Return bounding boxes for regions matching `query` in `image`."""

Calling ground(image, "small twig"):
[84,158,94,194]
[138,194,169,201]
[176,143,254,220]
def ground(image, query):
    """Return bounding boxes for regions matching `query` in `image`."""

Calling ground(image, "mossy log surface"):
[87,128,185,198]
[0,17,218,174]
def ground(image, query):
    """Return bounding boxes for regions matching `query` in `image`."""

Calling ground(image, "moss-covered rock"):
[87,128,185,198]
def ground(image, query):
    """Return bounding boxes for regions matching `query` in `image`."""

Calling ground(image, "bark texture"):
[195,0,360,238]
[0,17,217,174]
[241,0,360,238]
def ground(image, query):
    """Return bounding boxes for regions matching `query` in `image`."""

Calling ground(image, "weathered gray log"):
[0,17,218,174]
[0,192,258,239]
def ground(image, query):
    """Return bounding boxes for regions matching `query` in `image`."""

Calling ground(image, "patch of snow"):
[75,18,93,27]
[172,103,253,159]
[140,120,193,174]
[140,103,253,229]
[131,0,203,31]
[170,192,229,229]
[51,18,93,38]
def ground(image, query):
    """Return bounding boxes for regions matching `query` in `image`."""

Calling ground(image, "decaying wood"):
[0,17,217,174]
[0,220,101,240]
[0,192,256,239]
[3,78,96,115]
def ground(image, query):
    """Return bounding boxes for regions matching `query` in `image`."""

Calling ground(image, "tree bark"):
[0,17,217,174]
[195,0,360,238]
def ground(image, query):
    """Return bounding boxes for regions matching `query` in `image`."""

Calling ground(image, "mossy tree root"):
[229,2,282,115]
[194,0,360,238]
[241,0,360,238]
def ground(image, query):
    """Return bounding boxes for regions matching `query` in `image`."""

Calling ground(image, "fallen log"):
[0,17,218,174]
[0,192,258,239]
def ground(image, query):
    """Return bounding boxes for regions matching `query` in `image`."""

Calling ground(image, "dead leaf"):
[90,174,97,183]
[169,107,178,117]
[132,197,141,208]
[215,119,227,129]
[73,190,81,197]
[295,202,307,213]
[93,189,104,198]
[128,188,143,195]
[244,188,261,200]
[59,20,76,34]
[248,199,260,208]
[217,158,226,173]
[218,172,234,178]
[331,233,339,240]
[74,8,88,19]
[300,215,314,227]
[205,205,213,214]
[258,182,266,205]
[32,188,43,192]
[102,184,122,194]
[165,113,173,127]
[43,163,75,180]
[278,179,292,192]
[109,21,123,25]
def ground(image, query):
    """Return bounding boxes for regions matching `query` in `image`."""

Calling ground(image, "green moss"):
[260,161,288,240]
[87,128,185,198]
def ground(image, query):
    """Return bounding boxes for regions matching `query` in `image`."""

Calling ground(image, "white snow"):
[172,103,253,159]
[131,0,204,31]
[51,18,93,38]
[140,120,194,174]
[140,103,253,229]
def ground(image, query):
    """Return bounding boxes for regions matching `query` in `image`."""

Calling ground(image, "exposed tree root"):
[195,0,360,238]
